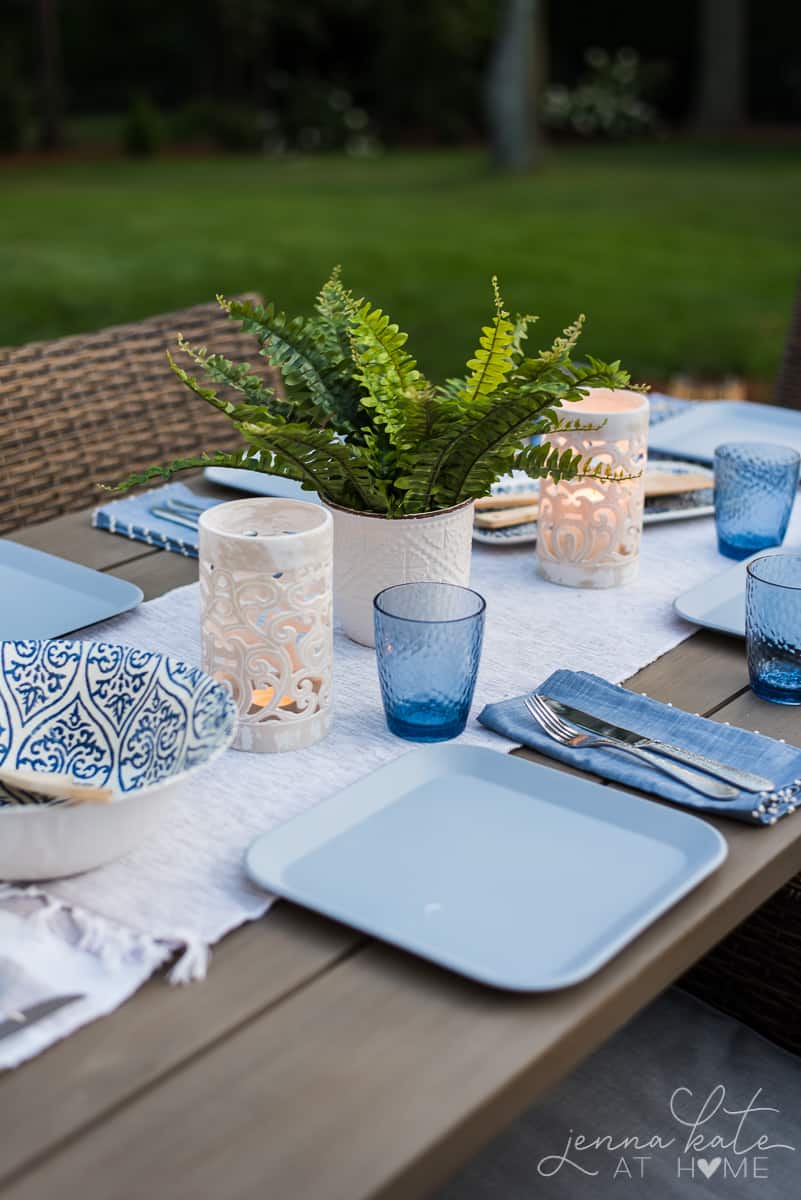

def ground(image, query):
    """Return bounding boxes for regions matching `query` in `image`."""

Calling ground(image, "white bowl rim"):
[0,639,237,817]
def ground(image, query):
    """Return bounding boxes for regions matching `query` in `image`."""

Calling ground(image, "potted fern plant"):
[112,270,636,644]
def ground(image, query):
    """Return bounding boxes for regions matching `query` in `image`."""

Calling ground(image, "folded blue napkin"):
[93,483,222,557]
[479,669,801,826]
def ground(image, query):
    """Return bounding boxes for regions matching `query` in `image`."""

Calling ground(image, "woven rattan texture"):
[0,295,275,534]
[681,875,801,1055]
[704,274,801,1047]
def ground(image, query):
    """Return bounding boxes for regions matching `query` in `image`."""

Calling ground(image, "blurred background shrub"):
[123,94,165,157]
[180,102,267,153]
[542,47,667,140]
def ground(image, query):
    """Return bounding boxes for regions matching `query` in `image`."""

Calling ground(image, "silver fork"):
[524,693,739,801]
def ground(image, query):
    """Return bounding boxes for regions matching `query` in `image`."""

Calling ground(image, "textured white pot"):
[324,498,474,646]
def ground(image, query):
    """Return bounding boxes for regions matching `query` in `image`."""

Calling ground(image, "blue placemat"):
[93,482,222,558]
[479,669,801,826]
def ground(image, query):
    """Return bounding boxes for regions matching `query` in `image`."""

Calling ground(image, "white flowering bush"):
[542,47,665,140]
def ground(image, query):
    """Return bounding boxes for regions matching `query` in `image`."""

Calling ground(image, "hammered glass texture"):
[374,583,485,742]
[746,555,801,705]
[714,442,800,560]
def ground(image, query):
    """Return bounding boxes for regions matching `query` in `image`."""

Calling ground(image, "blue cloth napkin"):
[93,482,222,558]
[479,669,801,826]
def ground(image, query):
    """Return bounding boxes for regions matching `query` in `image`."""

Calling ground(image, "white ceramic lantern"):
[199,498,333,752]
[537,388,649,588]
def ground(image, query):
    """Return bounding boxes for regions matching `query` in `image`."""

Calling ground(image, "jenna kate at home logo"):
[536,1085,796,1183]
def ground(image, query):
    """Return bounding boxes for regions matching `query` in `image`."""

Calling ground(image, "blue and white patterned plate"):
[473,460,715,547]
[0,640,237,879]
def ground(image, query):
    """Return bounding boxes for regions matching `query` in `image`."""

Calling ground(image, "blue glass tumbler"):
[746,554,801,705]
[714,442,800,560]
[374,582,486,742]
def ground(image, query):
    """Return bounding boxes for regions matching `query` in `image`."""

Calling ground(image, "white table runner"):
[4,505,800,1067]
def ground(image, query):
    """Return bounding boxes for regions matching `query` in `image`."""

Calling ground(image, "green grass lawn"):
[2,144,800,381]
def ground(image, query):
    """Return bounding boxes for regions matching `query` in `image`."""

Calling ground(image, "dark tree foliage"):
[0,0,799,149]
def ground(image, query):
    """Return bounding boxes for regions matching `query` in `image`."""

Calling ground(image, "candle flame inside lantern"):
[251,687,295,709]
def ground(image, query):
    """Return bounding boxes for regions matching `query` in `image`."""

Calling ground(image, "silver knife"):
[0,993,84,1041]
[543,697,774,794]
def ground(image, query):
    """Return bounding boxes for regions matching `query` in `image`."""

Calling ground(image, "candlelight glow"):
[537,387,649,589]
[251,687,295,709]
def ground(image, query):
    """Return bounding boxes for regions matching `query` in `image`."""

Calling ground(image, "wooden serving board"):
[643,471,712,497]
[474,471,712,527]
[474,504,539,530]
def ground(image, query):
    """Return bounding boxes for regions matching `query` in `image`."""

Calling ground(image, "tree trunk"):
[692,0,748,131]
[486,0,541,171]
[39,0,64,149]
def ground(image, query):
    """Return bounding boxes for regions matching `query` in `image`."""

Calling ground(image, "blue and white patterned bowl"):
[0,640,237,879]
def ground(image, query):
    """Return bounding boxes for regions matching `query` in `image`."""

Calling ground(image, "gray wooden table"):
[2,483,801,1200]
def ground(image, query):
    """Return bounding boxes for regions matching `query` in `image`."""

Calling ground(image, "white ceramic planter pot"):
[324,499,474,646]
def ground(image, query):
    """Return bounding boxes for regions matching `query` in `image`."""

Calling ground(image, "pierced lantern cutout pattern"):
[199,498,333,752]
[537,388,649,589]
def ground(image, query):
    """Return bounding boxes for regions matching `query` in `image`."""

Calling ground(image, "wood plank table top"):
[3,483,801,1200]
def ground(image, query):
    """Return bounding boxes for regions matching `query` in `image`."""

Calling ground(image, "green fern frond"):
[537,313,586,365]
[458,276,517,409]
[397,279,520,508]
[101,448,260,494]
[117,270,637,517]
[438,377,466,402]
[401,316,635,509]
[349,300,432,455]
[350,301,423,401]
[310,268,364,431]
[510,312,538,359]
[313,267,360,370]
[391,383,455,454]
[516,440,639,484]
[239,421,389,512]
[567,355,631,388]
[315,265,359,334]
[174,335,280,409]
[220,294,361,432]
[423,394,567,507]
[167,351,239,416]
[550,417,605,434]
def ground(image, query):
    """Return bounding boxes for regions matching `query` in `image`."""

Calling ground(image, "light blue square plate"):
[245,745,727,991]
[648,400,801,465]
[204,467,321,503]
[674,545,792,638]
[0,540,143,638]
